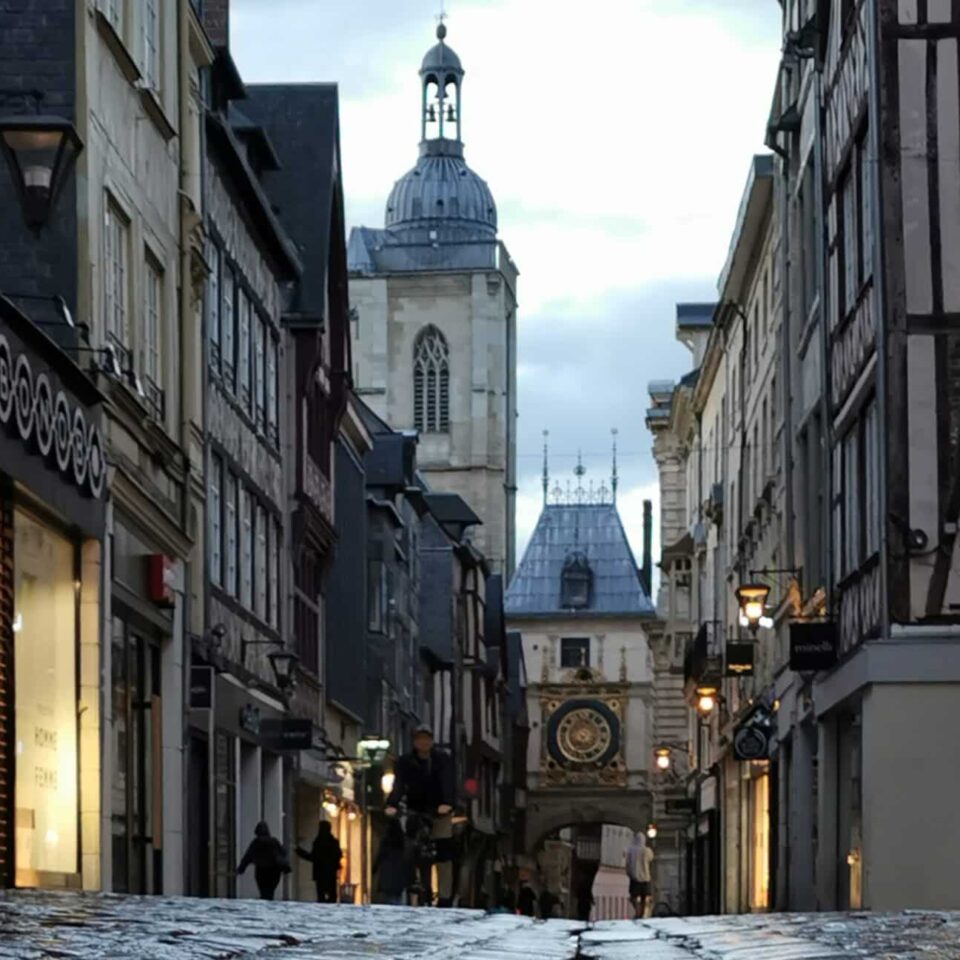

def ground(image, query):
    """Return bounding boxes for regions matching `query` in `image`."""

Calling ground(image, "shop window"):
[13,511,78,884]
[110,616,162,894]
[213,731,236,897]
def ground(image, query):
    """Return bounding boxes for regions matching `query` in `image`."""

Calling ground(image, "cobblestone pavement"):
[1,892,960,958]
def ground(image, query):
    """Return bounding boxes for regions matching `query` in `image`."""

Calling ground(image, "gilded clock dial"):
[555,707,612,764]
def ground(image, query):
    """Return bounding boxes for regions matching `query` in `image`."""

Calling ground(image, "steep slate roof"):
[505,504,655,618]
[243,83,341,324]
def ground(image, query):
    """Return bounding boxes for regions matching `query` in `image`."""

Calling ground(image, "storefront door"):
[110,617,162,893]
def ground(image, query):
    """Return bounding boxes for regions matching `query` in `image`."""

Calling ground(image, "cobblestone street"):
[1,893,960,959]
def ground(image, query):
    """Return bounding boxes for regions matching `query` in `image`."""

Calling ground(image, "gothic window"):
[413,325,450,433]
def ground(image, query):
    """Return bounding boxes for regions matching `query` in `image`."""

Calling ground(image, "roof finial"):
[611,428,619,504]
[542,429,550,505]
[436,2,447,39]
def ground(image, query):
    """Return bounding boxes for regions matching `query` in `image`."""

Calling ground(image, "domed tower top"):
[419,21,464,151]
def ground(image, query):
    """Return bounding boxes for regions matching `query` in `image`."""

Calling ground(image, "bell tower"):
[420,22,463,147]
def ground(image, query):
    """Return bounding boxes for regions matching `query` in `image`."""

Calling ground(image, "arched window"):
[413,325,450,433]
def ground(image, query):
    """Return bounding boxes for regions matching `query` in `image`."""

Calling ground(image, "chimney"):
[203,0,229,47]
[641,499,653,596]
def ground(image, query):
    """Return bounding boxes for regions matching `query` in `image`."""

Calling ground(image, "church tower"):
[348,23,518,575]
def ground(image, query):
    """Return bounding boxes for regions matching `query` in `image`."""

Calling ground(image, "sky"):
[231,0,784,576]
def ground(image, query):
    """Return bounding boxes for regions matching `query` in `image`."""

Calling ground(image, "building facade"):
[348,25,519,577]
[506,477,656,913]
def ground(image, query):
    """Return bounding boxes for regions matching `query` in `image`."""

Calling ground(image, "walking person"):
[296,820,343,903]
[385,725,456,906]
[236,821,290,901]
[373,818,414,905]
[517,881,537,917]
[625,831,655,919]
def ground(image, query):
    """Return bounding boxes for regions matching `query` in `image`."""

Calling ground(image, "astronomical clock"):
[541,678,627,786]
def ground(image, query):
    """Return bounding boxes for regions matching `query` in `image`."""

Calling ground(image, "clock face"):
[546,698,621,768]
[556,707,612,763]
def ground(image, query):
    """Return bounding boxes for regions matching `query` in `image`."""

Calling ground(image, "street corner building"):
[504,467,659,919]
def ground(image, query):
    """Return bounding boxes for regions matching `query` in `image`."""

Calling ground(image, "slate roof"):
[243,83,341,324]
[505,504,655,618]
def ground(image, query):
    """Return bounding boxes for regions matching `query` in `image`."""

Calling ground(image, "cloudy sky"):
[231,0,783,571]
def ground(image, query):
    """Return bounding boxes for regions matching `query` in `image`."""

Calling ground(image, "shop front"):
[0,298,107,889]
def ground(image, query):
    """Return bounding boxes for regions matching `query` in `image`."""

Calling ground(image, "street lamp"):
[696,685,718,716]
[646,824,658,840]
[357,737,391,764]
[0,114,82,231]
[736,583,771,631]
[655,748,672,771]
[266,649,299,693]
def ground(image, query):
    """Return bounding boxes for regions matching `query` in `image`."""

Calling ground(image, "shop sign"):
[0,332,105,498]
[790,622,839,671]
[725,643,755,677]
[147,554,176,606]
[189,666,213,709]
[665,797,695,815]
[734,725,770,761]
[239,703,261,735]
[261,717,319,751]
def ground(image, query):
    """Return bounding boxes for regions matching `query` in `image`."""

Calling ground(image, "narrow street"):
[1,893,959,959]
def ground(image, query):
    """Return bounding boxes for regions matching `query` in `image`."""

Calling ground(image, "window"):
[209,454,222,586]
[207,242,220,370]
[800,161,818,319]
[413,325,450,433]
[859,133,872,286]
[238,290,250,409]
[761,399,768,483]
[842,169,857,315]
[843,428,860,575]
[254,316,266,431]
[144,254,162,388]
[560,551,592,609]
[367,559,387,632]
[141,0,159,92]
[266,336,278,445]
[222,266,235,388]
[255,504,267,621]
[268,519,280,630]
[241,489,253,608]
[560,637,590,668]
[104,200,130,349]
[225,472,238,596]
[864,401,880,557]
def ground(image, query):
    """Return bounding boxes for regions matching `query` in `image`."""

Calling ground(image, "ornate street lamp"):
[357,737,391,765]
[655,747,672,771]
[736,583,772,631]
[0,114,82,231]
[646,824,658,840]
[266,649,299,692]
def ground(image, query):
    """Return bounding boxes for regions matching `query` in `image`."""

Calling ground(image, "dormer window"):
[561,551,592,609]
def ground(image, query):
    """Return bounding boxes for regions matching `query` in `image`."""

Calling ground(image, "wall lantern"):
[696,685,718,716]
[322,797,340,819]
[655,747,672,771]
[646,824,658,840]
[736,583,772,631]
[0,114,82,231]
[358,736,391,764]
[266,649,299,692]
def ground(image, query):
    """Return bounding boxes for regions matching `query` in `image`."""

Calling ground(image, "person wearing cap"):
[385,725,455,906]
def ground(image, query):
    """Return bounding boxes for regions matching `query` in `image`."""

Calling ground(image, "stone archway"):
[525,788,653,853]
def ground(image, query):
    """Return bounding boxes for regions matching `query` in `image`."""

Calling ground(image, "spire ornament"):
[611,428,619,504]
[542,429,550,505]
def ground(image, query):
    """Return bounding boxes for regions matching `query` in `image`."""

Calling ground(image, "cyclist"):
[385,725,455,906]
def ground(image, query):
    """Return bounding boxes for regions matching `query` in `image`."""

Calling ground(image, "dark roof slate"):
[505,504,655,617]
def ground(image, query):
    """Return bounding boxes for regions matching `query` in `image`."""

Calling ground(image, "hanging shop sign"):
[789,621,838,672]
[147,554,176,606]
[734,724,770,761]
[0,332,105,498]
[261,717,323,751]
[725,643,755,677]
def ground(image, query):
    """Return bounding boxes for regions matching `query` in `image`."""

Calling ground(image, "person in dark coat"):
[384,726,456,906]
[575,882,595,922]
[237,821,290,900]
[517,882,536,917]
[373,819,414,905]
[296,820,342,903]
[539,887,561,919]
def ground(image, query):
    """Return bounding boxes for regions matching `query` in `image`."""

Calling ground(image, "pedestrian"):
[296,820,342,903]
[625,830,655,919]
[373,818,414,905]
[517,881,536,917]
[236,820,290,900]
[384,725,455,906]
[575,881,594,922]
[538,887,560,919]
